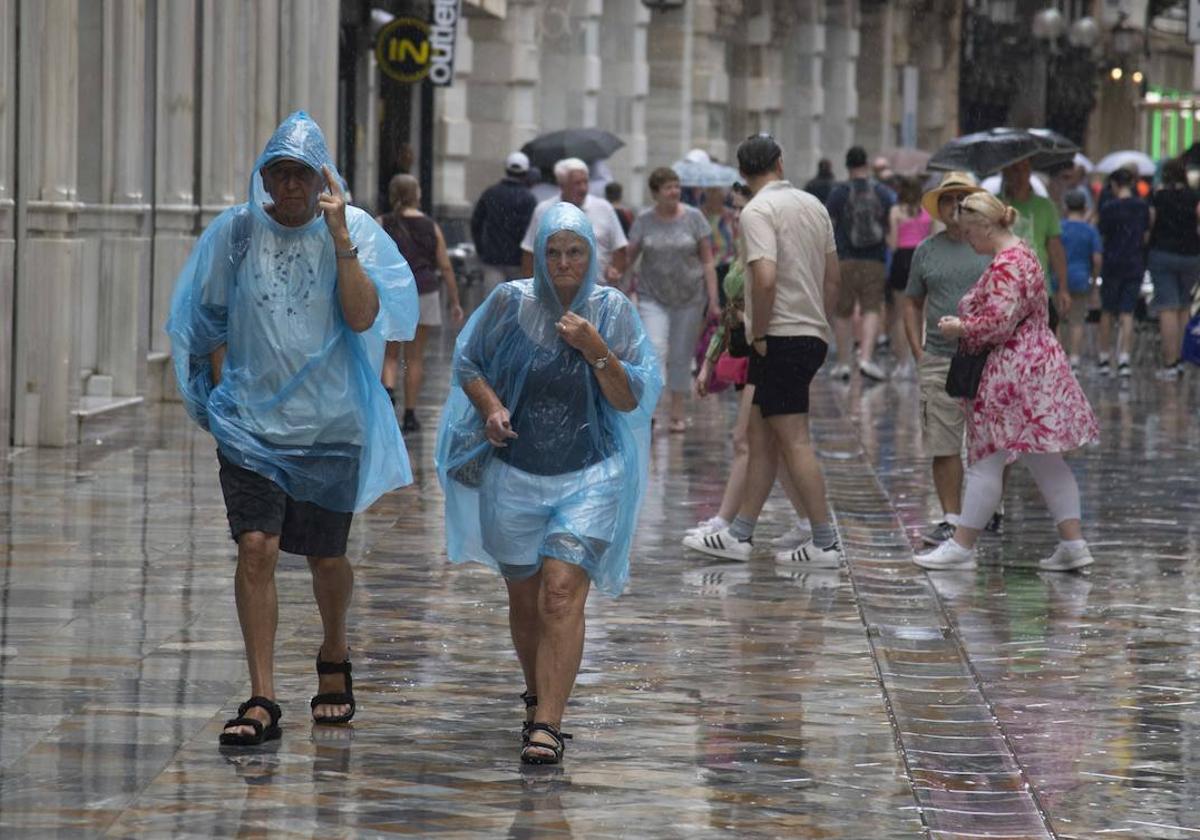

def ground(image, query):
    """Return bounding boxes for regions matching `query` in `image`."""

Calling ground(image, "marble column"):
[0,0,14,449]
[781,2,826,181]
[151,0,197,363]
[820,0,859,169]
[93,0,150,400]
[278,0,339,159]
[14,0,83,446]
[536,0,602,132]
[199,0,239,223]
[727,9,783,151]
[855,0,892,158]
[597,0,649,205]
[461,1,540,204]
[645,1,695,163]
[688,0,731,163]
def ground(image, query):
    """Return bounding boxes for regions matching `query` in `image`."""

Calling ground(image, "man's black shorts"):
[217,450,354,557]
[747,336,828,418]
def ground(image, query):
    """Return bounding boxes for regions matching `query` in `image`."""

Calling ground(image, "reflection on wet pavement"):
[0,336,1196,836]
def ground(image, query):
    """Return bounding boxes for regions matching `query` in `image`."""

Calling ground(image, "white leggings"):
[959,450,1082,531]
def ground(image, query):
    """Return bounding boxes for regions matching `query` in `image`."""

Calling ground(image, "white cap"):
[505,151,530,174]
[684,148,711,164]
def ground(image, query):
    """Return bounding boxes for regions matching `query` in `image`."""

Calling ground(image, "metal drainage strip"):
[810,404,1055,839]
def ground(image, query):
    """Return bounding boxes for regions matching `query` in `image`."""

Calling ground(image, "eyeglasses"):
[545,245,590,264]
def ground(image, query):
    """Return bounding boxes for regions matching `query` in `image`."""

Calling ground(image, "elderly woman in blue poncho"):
[437,203,661,765]
[167,112,418,746]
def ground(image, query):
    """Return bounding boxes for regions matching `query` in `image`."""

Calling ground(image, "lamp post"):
[1029,7,1066,126]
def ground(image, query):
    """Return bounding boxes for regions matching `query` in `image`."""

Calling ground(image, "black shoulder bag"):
[945,315,1028,399]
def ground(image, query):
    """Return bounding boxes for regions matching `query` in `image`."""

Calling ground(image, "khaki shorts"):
[918,354,965,458]
[1063,291,1088,326]
[836,259,887,317]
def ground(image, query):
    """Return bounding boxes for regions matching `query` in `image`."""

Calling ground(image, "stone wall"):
[2,0,339,447]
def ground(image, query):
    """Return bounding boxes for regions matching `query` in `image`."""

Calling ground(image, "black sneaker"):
[1117,361,1131,378]
[1097,358,1110,377]
[985,511,1003,533]
[401,411,421,433]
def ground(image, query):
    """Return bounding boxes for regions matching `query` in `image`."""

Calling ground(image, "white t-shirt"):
[521,194,629,276]
[740,180,835,342]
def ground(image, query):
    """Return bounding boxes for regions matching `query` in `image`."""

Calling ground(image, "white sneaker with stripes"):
[774,539,843,568]
[682,527,753,562]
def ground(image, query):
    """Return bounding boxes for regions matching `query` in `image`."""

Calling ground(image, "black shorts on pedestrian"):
[747,336,828,418]
[217,450,354,557]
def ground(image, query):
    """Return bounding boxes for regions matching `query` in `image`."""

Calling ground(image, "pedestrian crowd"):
[169,112,1195,766]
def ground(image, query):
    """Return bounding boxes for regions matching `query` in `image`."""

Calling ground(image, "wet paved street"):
[1,322,1198,838]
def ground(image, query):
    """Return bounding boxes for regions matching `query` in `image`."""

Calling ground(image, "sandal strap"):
[526,722,572,745]
[316,657,352,676]
[310,692,355,709]
[223,716,265,736]
[236,696,281,724]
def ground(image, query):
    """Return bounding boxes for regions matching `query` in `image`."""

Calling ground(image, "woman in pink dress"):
[886,177,933,375]
[915,191,1099,572]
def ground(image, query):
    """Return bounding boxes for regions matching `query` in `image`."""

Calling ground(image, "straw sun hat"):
[921,171,985,217]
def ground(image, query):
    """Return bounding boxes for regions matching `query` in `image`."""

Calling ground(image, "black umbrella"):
[928,128,1077,177]
[1026,128,1080,172]
[521,128,624,173]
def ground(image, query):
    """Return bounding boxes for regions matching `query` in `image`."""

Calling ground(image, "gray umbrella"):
[521,129,625,173]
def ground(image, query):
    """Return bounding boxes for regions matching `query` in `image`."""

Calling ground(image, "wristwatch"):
[335,244,359,260]
[591,351,612,370]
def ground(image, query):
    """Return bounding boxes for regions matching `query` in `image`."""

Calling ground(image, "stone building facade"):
[0,0,961,449]
[0,0,340,449]
[433,0,963,215]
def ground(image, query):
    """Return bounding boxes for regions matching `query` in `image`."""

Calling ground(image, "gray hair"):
[554,157,589,183]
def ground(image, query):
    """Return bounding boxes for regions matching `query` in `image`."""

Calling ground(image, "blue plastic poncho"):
[166,111,419,513]
[436,203,662,597]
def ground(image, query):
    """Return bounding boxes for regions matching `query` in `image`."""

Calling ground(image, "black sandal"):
[311,655,356,724]
[219,696,282,746]
[520,691,537,743]
[520,722,572,765]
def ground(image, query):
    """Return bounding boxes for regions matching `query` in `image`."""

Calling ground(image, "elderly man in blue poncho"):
[437,203,662,765]
[167,112,418,746]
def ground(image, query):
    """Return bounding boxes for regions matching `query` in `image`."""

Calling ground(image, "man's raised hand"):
[319,165,349,241]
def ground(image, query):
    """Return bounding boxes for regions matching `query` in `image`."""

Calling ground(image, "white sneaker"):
[775,539,843,568]
[1038,542,1094,572]
[859,358,888,381]
[773,520,813,547]
[914,539,976,570]
[1155,365,1181,381]
[682,527,753,562]
[685,516,727,538]
[829,363,852,381]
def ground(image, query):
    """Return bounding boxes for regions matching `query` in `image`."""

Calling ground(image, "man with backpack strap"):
[825,146,895,381]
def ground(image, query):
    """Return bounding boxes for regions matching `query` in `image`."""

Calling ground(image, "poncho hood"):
[249,111,345,235]
[532,202,598,316]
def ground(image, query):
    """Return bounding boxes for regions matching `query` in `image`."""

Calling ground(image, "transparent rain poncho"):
[436,203,662,596]
[166,111,419,513]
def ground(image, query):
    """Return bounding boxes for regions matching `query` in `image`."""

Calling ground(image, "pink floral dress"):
[958,242,1099,465]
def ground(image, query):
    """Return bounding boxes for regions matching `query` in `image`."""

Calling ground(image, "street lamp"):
[1032,8,1066,41]
[1067,16,1100,51]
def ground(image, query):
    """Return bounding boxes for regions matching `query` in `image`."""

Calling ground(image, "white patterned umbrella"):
[1096,150,1155,176]
[671,159,740,188]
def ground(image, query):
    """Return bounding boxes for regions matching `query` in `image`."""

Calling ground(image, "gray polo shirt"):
[904,232,991,357]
